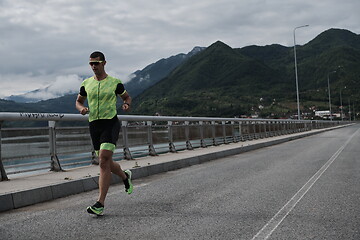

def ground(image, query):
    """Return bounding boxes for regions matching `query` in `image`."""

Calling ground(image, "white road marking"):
[251,128,359,240]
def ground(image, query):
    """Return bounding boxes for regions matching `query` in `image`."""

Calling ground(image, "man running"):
[75,51,133,216]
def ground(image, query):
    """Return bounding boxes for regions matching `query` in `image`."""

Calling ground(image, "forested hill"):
[132,28,360,118]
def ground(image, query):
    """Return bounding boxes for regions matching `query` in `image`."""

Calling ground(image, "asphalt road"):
[1,125,359,240]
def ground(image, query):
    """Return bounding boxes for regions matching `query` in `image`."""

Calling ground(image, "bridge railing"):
[0,112,346,181]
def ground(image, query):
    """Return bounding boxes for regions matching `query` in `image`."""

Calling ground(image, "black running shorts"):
[89,115,120,153]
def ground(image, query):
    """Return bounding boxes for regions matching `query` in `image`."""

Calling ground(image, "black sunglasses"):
[89,61,104,66]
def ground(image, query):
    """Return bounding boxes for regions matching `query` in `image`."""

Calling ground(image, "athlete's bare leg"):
[110,160,127,180]
[97,149,127,205]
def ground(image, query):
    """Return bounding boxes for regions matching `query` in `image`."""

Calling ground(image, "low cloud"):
[0,73,83,100]
[24,74,83,100]
[0,73,50,98]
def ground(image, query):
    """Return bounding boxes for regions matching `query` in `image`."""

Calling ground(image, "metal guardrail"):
[0,112,346,181]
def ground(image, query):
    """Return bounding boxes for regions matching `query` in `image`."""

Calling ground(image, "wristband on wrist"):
[123,103,130,107]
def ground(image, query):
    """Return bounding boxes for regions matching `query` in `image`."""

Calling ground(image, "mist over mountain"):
[5,74,85,103]
[4,47,204,103]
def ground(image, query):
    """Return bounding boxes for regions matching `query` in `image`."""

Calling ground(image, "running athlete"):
[75,51,133,216]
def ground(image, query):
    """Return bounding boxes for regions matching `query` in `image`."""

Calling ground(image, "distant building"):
[315,110,339,119]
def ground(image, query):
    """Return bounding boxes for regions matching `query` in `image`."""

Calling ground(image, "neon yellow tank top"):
[80,75,126,122]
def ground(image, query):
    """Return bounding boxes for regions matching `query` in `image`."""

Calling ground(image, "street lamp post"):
[327,71,336,121]
[293,25,309,120]
[327,66,342,121]
[340,88,343,121]
[339,86,347,121]
[353,101,356,121]
[349,98,352,121]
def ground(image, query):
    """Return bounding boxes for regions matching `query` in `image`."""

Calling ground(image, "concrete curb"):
[0,125,350,213]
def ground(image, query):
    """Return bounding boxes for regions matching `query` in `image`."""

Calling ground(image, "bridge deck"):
[0,125,350,212]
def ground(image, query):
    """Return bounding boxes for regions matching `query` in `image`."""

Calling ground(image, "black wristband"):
[123,103,130,107]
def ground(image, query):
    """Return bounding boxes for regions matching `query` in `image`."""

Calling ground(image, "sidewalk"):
[0,125,350,212]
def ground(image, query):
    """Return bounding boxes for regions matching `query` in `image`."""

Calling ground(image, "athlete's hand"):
[122,103,130,112]
[80,107,89,115]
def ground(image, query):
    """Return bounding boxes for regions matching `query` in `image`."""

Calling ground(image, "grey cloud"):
[0,0,359,99]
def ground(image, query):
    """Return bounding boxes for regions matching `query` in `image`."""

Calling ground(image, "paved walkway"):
[0,125,351,212]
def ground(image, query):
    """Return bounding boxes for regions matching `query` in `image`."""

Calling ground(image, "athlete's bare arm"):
[76,94,89,115]
[121,92,132,112]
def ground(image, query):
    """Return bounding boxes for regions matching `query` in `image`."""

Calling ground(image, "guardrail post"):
[91,150,99,165]
[264,121,269,137]
[265,121,268,137]
[271,121,275,136]
[49,121,63,172]
[289,121,292,133]
[275,121,280,136]
[212,121,218,145]
[168,121,177,152]
[253,121,258,139]
[247,121,252,140]
[147,121,157,156]
[0,121,9,181]
[231,121,238,143]
[293,121,296,133]
[241,121,246,141]
[262,121,267,138]
[286,121,290,134]
[222,121,228,144]
[296,122,299,132]
[122,121,133,160]
[199,121,207,148]
[258,121,262,138]
[283,121,286,134]
[288,121,292,133]
[293,121,296,132]
[239,121,244,141]
[185,121,193,150]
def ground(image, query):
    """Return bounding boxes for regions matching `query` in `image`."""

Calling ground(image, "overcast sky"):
[0,0,359,99]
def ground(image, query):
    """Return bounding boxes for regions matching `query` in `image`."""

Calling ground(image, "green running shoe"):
[124,169,133,194]
[87,201,104,216]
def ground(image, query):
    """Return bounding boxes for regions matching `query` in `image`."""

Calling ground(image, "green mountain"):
[133,41,287,117]
[125,46,205,97]
[132,28,360,119]
[0,99,38,112]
